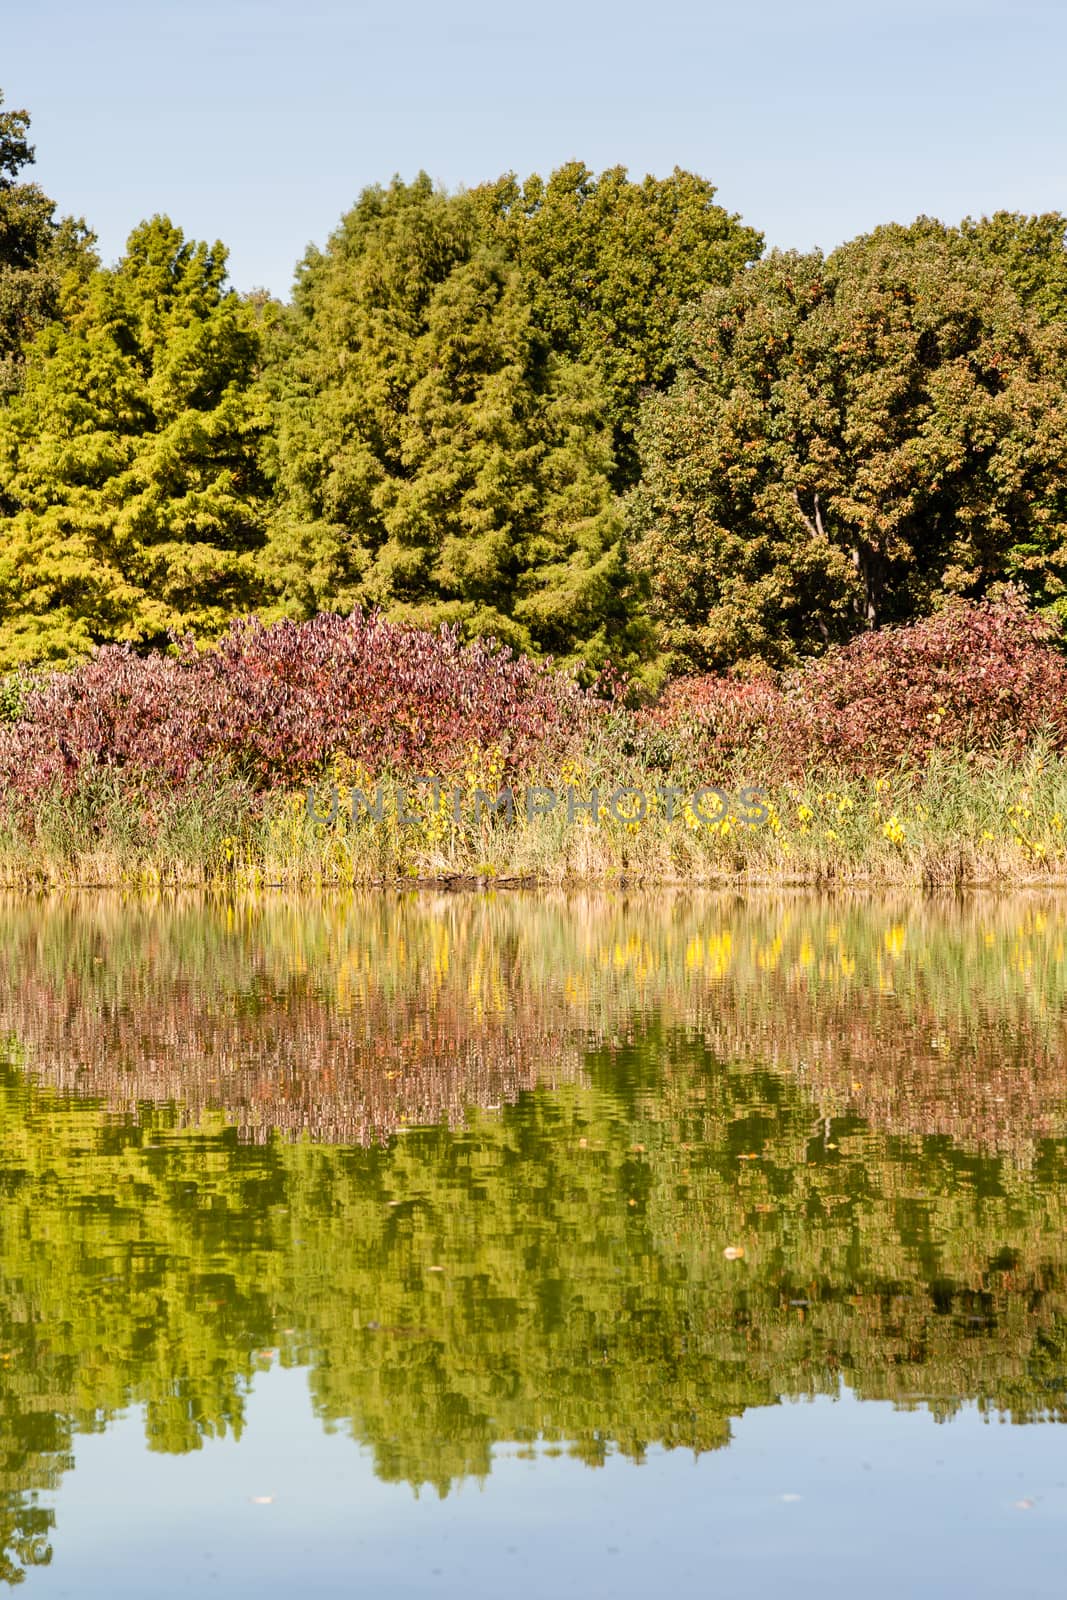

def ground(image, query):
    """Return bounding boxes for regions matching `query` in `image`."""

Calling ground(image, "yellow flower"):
[882,816,906,847]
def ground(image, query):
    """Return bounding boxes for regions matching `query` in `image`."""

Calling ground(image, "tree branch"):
[813,491,826,541]
[793,489,829,541]
[793,490,817,539]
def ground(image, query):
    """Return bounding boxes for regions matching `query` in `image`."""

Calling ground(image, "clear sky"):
[4,0,1064,299]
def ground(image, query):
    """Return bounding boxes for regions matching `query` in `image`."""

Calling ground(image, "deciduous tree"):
[630,224,1067,670]
[0,89,94,395]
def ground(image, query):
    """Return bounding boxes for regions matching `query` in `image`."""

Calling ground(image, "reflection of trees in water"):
[0,1070,1065,1579]
[1,892,1066,1151]
[0,893,589,1143]
[1,891,1067,1580]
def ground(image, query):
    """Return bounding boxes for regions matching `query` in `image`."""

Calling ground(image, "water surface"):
[1,892,1066,1595]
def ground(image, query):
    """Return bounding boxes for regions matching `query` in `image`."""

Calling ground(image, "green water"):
[1,892,1067,1595]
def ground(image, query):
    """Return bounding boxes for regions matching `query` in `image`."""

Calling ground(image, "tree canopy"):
[3,81,1067,679]
[0,91,94,397]
[470,162,762,486]
[629,221,1067,670]
[961,210,1067,325]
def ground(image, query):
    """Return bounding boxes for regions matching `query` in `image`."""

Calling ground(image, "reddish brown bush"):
[2,597,1062,804]
[0,611,598,798]
[641,672,807,775]
[796,594,1067,771]
[644,595,1067,776]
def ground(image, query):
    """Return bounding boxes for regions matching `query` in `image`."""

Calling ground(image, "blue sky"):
[5,0,1064,298]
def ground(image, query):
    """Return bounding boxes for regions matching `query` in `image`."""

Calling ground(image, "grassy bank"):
[2,749,1066,888]
[4,600,1067,888]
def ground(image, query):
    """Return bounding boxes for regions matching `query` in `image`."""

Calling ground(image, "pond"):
[1,891,1065,1597]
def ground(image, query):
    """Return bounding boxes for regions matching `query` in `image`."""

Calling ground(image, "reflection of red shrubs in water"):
[0,610,597,797]
[645,594,1067,776]
[4,895,1066,1154]
[8,973,579,1146]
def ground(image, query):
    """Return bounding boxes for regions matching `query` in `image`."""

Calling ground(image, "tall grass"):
[3,748,1067,887]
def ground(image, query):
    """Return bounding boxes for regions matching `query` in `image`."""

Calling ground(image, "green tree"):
[0,217,274,669]
[268,176,649,669]
[630,224,1067,671]
[471,162,762,487]
[959,210,1067,325]
[0,89,95,396]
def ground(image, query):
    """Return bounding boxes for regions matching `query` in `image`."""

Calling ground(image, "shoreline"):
[4,865,1067,892]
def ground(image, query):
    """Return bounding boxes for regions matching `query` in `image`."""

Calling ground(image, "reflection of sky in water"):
[33,1375,1067,1600]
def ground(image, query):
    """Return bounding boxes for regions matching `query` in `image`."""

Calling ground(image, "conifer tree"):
[471,162,763,487]
[0,217,273,668]
[268,177,649,669]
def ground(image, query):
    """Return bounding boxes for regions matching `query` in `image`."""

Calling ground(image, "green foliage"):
[470,162,763,486]
[4,81,1067,685]
[0,216,275,669]
[960,210,1067,325]
[0,668,27,722]
[630,222,1067,670]
[0,90,95,396]
[267,175,650,671]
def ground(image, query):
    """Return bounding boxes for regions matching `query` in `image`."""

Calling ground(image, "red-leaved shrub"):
[0,612,598,798]
[3,596,1063,803]
[641,673,807,775]
[645,594,1067,776]
[796,594,1067,771]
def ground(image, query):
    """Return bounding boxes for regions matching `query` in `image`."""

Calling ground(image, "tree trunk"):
[851,544,884,626]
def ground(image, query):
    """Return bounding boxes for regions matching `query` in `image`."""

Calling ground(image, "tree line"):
[2,87,1066,679]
